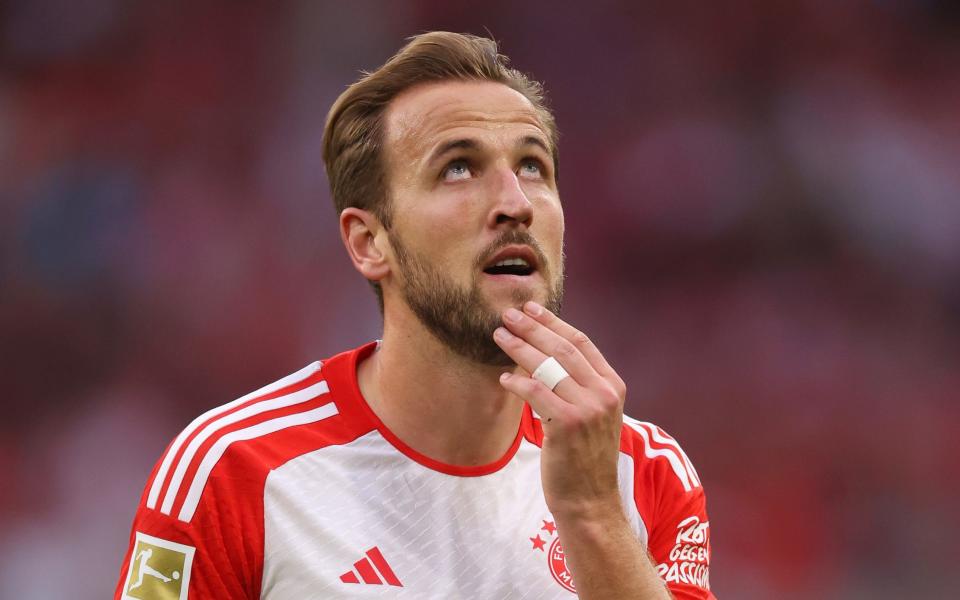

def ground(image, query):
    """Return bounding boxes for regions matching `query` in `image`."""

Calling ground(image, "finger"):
[493,326,580,399]
[498,371,572,425]
[500,307,599,386]
[522,301,620,384]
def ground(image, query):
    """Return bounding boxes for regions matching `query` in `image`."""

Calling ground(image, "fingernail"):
[524,301,543,316]
[494,327,513,341]
[504,308,523,323]
[499,372,511,383]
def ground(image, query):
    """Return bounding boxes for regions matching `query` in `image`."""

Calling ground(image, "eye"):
[518,158,544,180]
[442,159,473,182]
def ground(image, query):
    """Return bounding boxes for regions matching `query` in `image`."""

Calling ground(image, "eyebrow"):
[426,135,552,167]
[518,135,551,156]
[428,138,480,165]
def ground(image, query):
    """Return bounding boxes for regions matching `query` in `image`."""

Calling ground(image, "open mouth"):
[483,257,535,276]
[481,246,540,277]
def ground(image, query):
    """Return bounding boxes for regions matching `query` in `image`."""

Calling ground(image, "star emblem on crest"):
[528,515,576,592]
[530,518,557,554]
[530,534,546,551]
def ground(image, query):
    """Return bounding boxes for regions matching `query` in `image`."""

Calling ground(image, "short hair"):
[322,31,559,311]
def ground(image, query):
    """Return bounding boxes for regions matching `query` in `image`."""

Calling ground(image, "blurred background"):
[1,0,958,598]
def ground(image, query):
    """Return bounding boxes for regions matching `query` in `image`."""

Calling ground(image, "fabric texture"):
[115,341,714,599]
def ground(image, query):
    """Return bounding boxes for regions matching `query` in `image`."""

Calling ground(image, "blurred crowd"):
[1,1,958,598]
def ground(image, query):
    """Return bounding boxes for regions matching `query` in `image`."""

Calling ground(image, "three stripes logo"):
[339,546,403,587]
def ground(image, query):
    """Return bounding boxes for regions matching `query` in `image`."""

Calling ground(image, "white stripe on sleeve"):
[624,420,695,492]
[146,361,322,510]
[160,380,329,515]
[177,403,339,522]
[628,418,702,488]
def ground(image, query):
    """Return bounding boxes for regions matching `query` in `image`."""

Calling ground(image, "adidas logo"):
[339,546,403,587]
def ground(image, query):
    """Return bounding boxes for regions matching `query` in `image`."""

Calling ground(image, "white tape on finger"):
[532,356,570,391]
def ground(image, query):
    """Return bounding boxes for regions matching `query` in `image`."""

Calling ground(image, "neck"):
[356,304,524,467]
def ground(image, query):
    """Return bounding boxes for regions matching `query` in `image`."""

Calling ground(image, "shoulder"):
[116,348,381,599]
[619,415,703,495]
[620,417,715,596]
[142,345,376,524]
[523,406,703,496]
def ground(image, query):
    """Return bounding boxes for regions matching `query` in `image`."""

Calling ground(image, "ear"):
[340,207,391,283]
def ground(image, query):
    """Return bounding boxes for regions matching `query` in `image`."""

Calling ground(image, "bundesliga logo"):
[122,532,195,600]
[529,518,575,593]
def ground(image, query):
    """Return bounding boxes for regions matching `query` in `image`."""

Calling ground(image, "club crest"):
[529,518,575,593]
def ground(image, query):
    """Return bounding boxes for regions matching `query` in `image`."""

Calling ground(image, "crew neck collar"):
[331,341,530,477]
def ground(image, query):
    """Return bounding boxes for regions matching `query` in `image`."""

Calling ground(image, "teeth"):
[492,258,530,268]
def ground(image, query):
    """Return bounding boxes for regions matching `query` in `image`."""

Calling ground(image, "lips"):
[482,245,540,276]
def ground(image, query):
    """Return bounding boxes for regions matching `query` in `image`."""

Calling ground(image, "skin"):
[339,80,672,599]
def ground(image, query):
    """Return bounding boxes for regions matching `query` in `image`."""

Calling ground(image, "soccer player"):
[116,32,714,599]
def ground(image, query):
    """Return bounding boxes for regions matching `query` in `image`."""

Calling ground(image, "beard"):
[390,229,564,367]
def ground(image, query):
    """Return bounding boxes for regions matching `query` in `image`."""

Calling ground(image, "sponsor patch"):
[122,532,195,600]
[656,516,710,590]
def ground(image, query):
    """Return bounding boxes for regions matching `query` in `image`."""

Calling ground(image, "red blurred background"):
[1,1,958,598]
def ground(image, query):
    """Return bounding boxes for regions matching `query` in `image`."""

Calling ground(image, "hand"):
[493,301,627,520]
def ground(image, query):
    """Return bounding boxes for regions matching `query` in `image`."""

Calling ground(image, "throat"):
[361,333,525,468]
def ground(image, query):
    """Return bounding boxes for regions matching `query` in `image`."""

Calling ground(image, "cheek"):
[416,222,479,278]
[537,198,565,245]
[394,189,478,243]
[422,185,487,223]
[426,193,486,256]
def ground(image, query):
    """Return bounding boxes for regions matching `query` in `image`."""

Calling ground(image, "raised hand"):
[493,300,627,519]
[493,301,676,599]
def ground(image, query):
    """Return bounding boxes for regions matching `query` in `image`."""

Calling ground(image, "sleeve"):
[647,482,714,599]
[114,447,265,600]
[625,420,715,600]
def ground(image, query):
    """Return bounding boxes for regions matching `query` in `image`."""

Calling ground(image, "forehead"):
[384,80,549,158]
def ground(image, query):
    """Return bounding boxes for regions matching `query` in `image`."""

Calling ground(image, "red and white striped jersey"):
[115,341,714,599]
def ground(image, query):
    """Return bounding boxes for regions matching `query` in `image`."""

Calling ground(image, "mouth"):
[481,245,540,278]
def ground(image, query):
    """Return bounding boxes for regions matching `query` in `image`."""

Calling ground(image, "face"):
[381,80,565,366]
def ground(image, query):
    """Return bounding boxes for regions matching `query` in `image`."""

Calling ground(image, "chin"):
[486,286,538,311]
[479,274,561,315]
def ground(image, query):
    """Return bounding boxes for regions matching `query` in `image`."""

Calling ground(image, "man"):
[116,32,714,599]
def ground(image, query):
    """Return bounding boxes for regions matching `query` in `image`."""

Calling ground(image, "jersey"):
[115,341,714,599]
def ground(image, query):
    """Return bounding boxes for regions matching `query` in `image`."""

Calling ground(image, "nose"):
[486,166,533,228]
